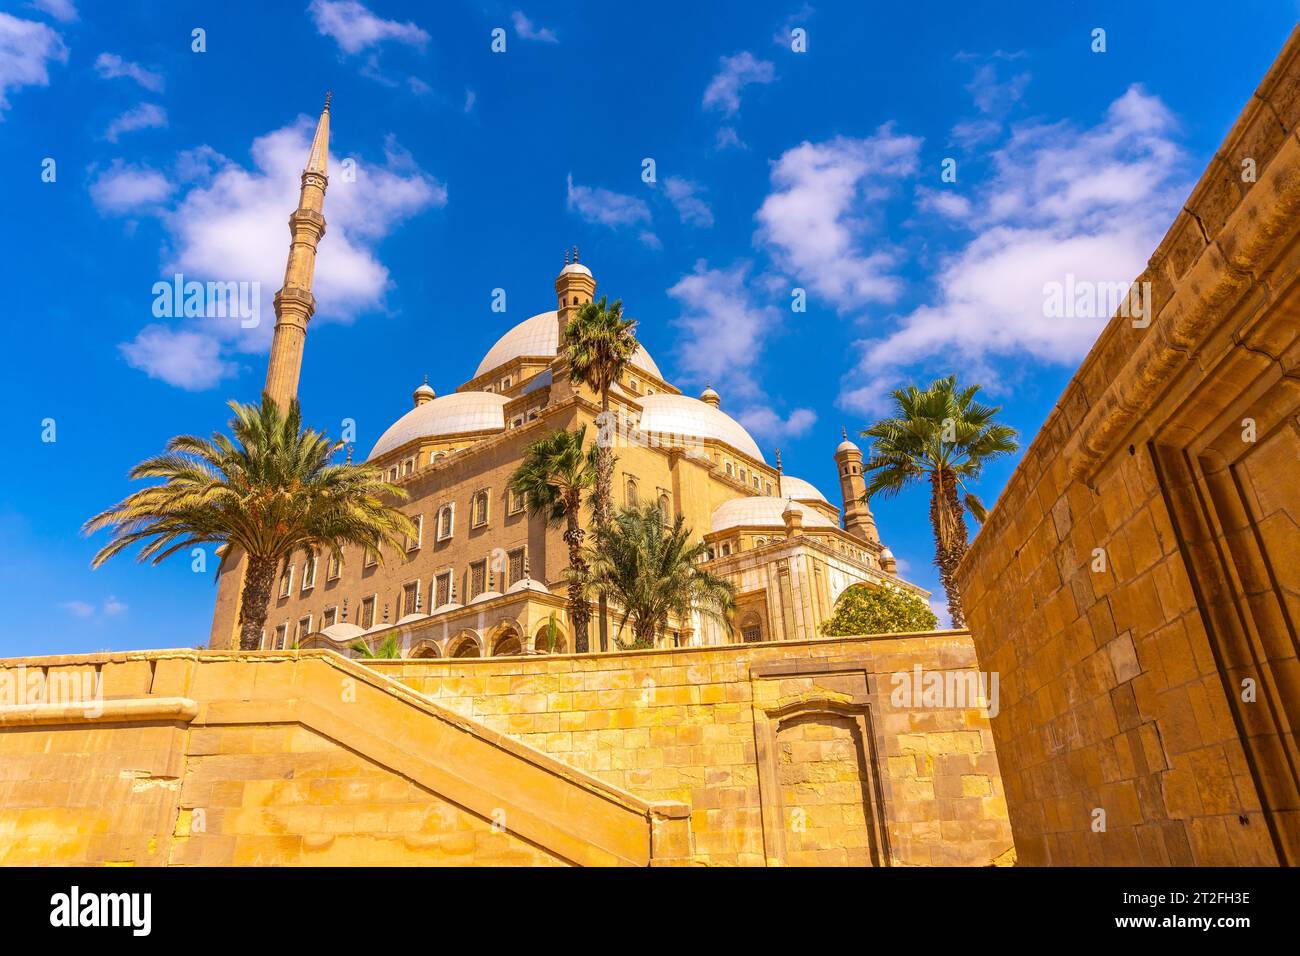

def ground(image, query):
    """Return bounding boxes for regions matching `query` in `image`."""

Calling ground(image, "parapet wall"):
[367,631,1015,866]
[953,27,1300,865]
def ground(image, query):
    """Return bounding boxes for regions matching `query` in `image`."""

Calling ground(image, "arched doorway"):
[447,631,482,658]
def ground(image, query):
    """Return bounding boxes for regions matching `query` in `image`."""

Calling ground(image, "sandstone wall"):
[953,27,1300,865]
[0,652,688,866]
[367,632,1015,866]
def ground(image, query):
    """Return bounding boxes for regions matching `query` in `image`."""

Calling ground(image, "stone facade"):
[0,633,1012,866]
[953,26,1300,866]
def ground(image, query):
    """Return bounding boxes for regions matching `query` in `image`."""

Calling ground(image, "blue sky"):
[0,0,1295,656]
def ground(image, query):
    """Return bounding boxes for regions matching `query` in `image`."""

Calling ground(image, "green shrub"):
[819,584,938,636]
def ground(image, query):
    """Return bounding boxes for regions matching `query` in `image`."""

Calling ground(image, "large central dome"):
[475,311,664,381]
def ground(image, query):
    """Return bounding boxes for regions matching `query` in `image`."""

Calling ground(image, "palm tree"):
[508,426,598,652]
[563,295,640,652]
[350,633,403,659]
[580,504,735,650]
[858,375,1018,628]
[84,395,416,651]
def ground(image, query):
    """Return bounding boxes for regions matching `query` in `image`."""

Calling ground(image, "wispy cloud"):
[309,0,429,55]
[104,102,167,142]
[30,0,77,22]
[62,595,127,618]
[93,52,165,93]
[841,86,1187,415]
[703,51,775,116]
[565,172,651,229]
[663,176,713,228]
[511,11,558,43]
[0,12,67,114]
[756,126,922,311]
[89,160,174,214]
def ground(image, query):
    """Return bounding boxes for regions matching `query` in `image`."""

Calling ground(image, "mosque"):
[207,99,927,657]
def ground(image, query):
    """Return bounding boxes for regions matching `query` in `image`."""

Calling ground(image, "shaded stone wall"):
[953,27,1300,866]
[369,632,1015,866]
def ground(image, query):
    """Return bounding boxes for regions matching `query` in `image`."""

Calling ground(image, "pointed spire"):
[564,247,570,265]
[573,245,579,263]
[775,448,783,475]
[305,92,330,175]
[842,425,848,441]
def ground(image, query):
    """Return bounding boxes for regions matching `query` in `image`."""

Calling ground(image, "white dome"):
[711,497,835,533]
[368,391,509,460]
[637,393,765,462]
[560,262,592,276]
[320,622,364,642]
[780,475,828,504]
[474,311,663,381]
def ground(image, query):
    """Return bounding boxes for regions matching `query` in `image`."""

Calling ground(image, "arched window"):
[436,504,455,541]
[626,478,638,506]
[471,490,490,528]
[725,462,733,477]
[740,613,762,643]
[658,493,670,517]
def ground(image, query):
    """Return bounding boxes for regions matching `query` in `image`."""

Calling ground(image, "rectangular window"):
[403,458,414,477]
[401,580,420,617]
[470,560,487,598]
[389,466,398,482]
[471,490,489,528]
[322,606,337,629]
[435,571,451,608]
[508,548,525,586]
[295,614,312,644]
[508,488,524,515]
[274,623,289,650]
[278,565,293,599]
[364,548,378,568]
[407,514,423,551]
[301,554,317,591]
[327,552,342,580]
[359,596,376,630]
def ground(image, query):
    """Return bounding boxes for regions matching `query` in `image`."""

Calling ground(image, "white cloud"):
[756,127,921,311]
[511,11,558,43]
[0,12,67,114]
[663,176,713,228]
[30,0,77,22]
[61,595,127,618]
[667,260,776,401]
[566,173,651,229]
[638,231,662,250]
[737,406,817,442]
[93,52,164,93]
[715,126,744,151]
[463,88,476,113]
[841,85,1187,415]
[104,118,445,389]
[309,0,428,55]
[948,52,1029,149]
[702,51,774,116]
[89,160,174,214]
[104,102,167,142]
[120,326,236,390]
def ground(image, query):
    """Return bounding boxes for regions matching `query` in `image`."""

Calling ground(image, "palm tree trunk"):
[238,557,276,650]
[564,506,590,653]
[929,468,971,628]
[595,390,612,653]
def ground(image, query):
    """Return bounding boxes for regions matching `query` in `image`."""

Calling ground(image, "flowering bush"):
[819,584,938,636]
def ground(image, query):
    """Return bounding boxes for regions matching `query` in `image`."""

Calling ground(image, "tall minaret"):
[835,427,881,544]
[264,93,331,408]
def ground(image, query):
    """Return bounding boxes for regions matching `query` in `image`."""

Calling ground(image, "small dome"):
[506,577,551,596]
[780,475,828,504]
[559,262,592,276]
[699,384,720,407]
[836,427,861,455]
[395,613,428,626]
[711,497,834,533]
[413,381,436,405]
[368,391,510,460]
[468,590,502,606]
[782,498,801,517]
[637,393,765,462]
[321,622,364,642]
[880,547,895,559]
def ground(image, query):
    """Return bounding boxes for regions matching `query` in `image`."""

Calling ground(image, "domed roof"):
[321,622,364,642]
[836,427,860,455]
[560,262,592,276]
[637,393,765,462]
[780,475,828,504]
[710,497,835,533]
[474,311,663,381]
[368,391,509,460]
